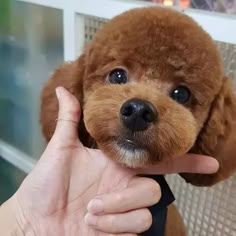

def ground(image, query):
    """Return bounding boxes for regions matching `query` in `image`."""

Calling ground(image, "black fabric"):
[141,175,175,236]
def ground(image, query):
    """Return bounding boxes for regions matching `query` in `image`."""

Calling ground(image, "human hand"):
[9,87,160,236]
[0,87,219,236]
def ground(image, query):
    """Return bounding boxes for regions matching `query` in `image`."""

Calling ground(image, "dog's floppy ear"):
[40,55,91,145]
[181,76,236,186]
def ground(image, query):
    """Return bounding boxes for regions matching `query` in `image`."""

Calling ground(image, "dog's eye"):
[171,86,191,104]
[108,69,128,84]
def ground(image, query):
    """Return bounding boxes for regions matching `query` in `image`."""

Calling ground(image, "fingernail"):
[55,87,62,99]
[87,199,104,213]
[205,158,219,173]
[84,213,97,226]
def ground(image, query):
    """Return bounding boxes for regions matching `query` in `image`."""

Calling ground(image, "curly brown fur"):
[181,77,236,186]
[41,7,236,185]
[165,204,186,236]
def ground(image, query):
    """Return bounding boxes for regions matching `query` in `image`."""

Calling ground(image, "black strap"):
[141,175,175,236]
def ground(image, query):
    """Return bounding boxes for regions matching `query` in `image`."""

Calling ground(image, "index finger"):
[87,177,161,215]
[137,154,219,175]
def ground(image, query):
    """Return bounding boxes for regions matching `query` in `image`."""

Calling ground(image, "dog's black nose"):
[120,99,157,132]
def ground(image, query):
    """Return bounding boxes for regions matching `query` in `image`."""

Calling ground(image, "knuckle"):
[140,209,152,232]
[106,215,116,232]
[66,109,80,120]
[114,193,123,204]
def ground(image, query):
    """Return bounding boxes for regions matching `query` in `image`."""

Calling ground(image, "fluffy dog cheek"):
[83,99,122,142]
[155,111,197,159]
[83,85,131,141]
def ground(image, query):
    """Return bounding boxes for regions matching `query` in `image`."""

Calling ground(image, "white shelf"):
[17,0,236,46]
[0,140,36,174]
[17,0,65,9]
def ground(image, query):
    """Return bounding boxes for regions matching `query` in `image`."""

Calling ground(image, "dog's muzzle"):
[120,98,157,132]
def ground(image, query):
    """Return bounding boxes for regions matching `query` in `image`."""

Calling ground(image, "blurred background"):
[0,0,236,235]
[0,0,63,202]
[143,0,236,14]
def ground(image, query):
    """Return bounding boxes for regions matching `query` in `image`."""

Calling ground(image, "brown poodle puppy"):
[40,7,236,235]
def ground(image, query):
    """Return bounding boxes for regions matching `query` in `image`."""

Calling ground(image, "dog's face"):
[41,7,236,185]
[82,8,223,167]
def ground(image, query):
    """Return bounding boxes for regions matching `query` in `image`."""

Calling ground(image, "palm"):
[17,142,135,236]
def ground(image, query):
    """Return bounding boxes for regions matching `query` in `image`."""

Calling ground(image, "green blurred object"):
[0,0,10,34]
[0,157,26,204]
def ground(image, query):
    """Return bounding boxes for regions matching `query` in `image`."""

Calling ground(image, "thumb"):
[137,154,219,175]
[51,87,81,145]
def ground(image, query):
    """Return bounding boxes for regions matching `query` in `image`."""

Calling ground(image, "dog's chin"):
[98,137,155,168]
[113,143,151,168]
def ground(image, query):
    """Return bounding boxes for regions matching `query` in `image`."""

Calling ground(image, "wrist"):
[0,195,31,236]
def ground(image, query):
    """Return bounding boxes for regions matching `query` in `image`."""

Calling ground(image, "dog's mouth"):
[116,136,145,151]
[114,135,150,157]
[109,135,153,167]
